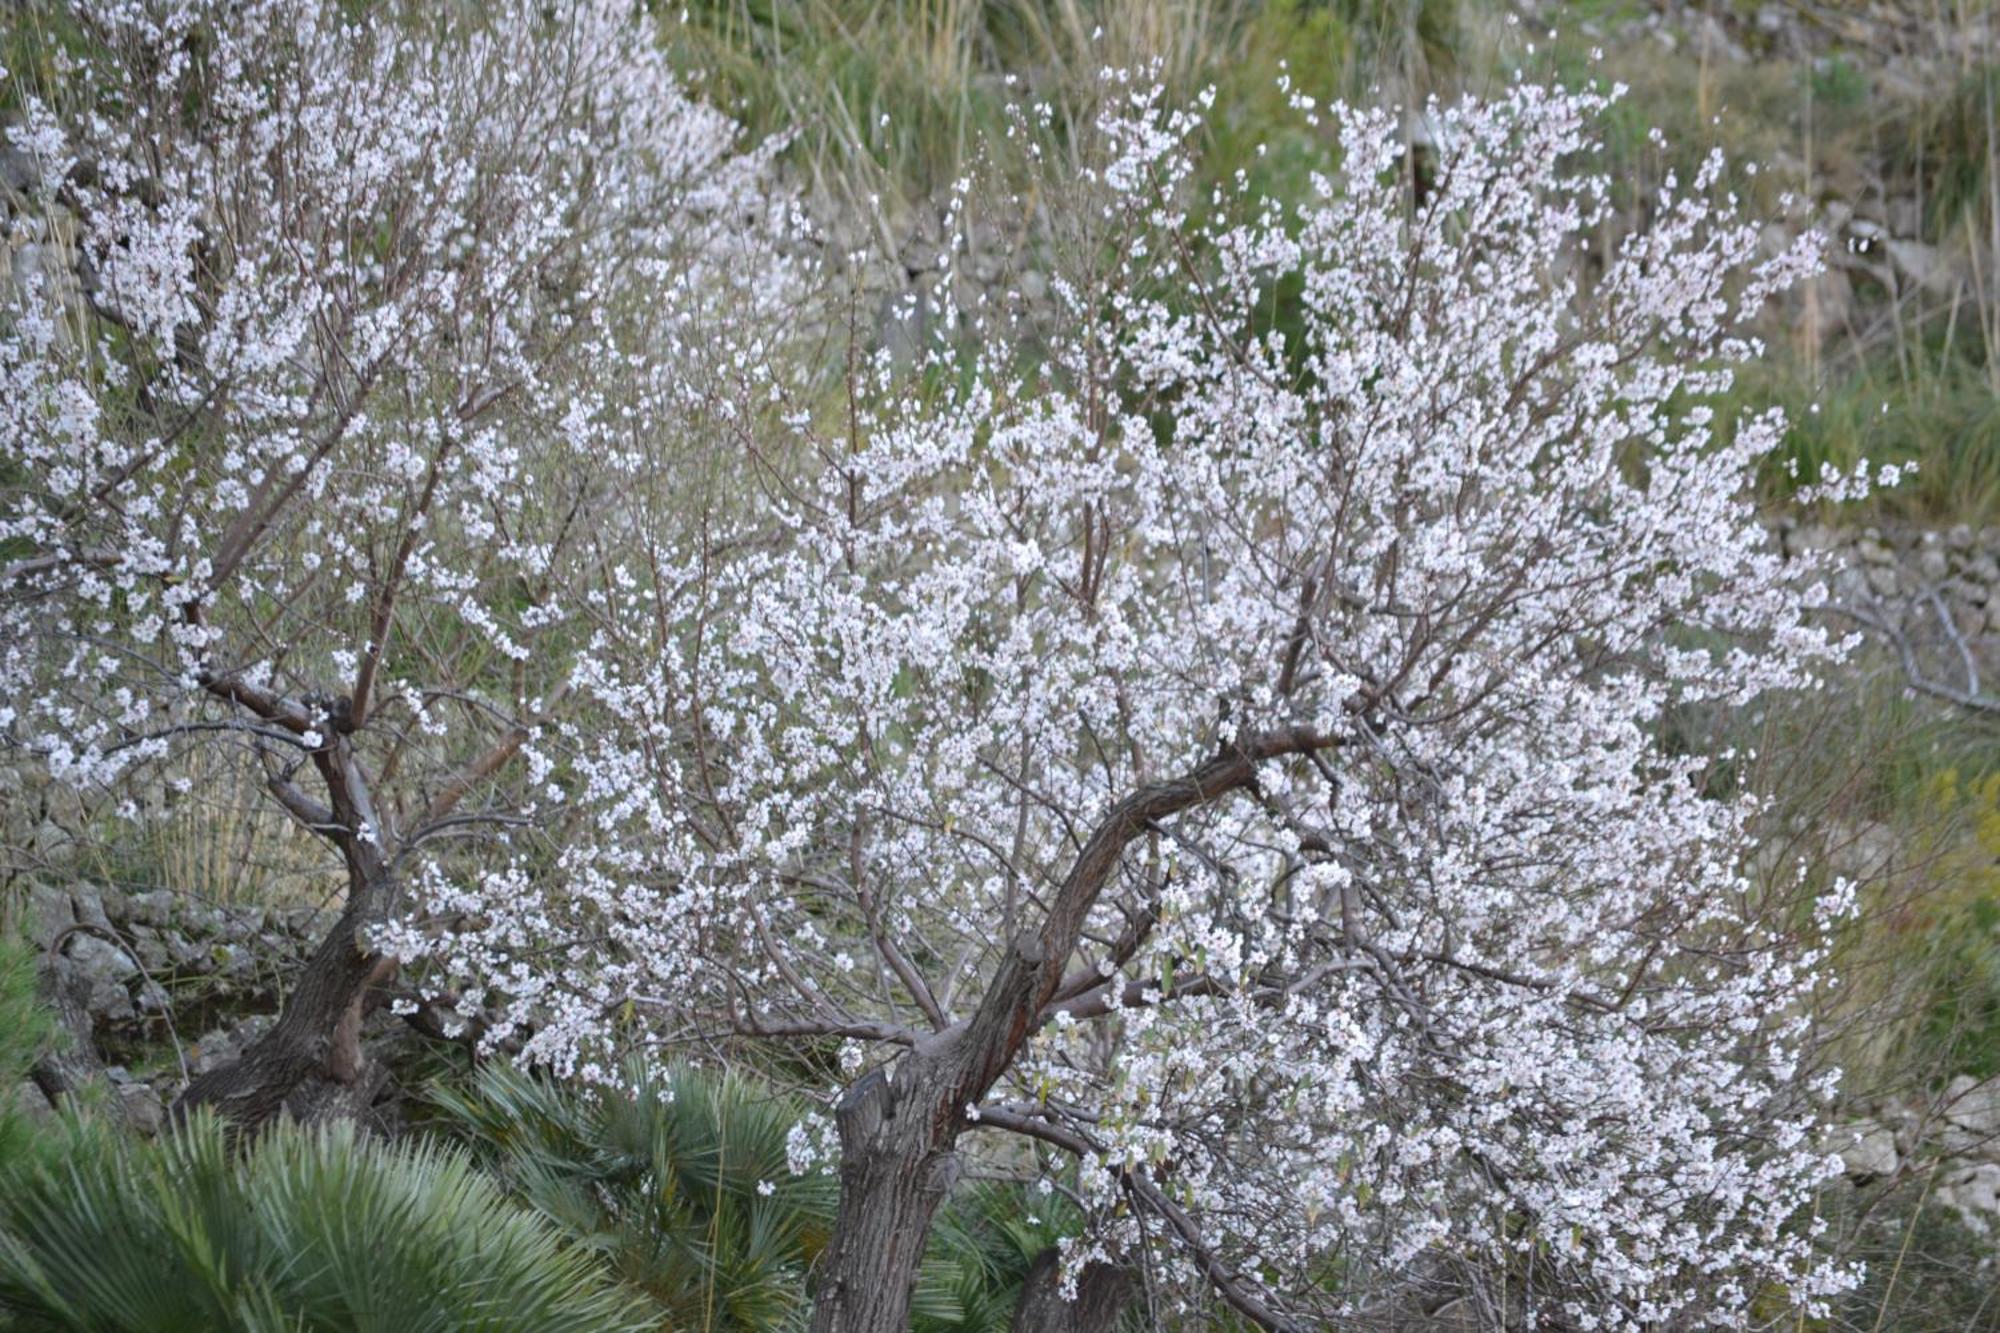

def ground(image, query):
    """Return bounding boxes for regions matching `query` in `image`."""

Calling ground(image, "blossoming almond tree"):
[4,2,1872,1323]
[0,0,791,1124]
[395,82,1870,1328]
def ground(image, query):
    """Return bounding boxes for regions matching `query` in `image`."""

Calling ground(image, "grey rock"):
[899,239,944,276]
[1952,599,1985,643]
[1836,1119,1901,1178]
[23,881,74,949]
[1938,1162,2000,1235]
[135,978,171,1013]
[190,1015,272,1077]
[220,907,267,942]
[1886,238,1950,293]
[214,942,256,979]
[126,925,170,972]
[97,885,130,922]
[1855,535,1893,566]
[1944,1075,2000,1142]
[951,271,983,317]
[8,1079,55,1124]
[126,889,176,928]
[67,931,138,983]
[70,887,114,935]
[1832,566,1871,603]
[67,933,138,1021]
[167,931,211,970]
[278,906,333,938]
[116,1081,165,1136]
[0,144,41,195]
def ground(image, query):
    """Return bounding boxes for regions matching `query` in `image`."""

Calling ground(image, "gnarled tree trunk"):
[806,735,1331,1333]
[173,728,395,1129]
[171,878,392,1127]
[809,1067,963,1333]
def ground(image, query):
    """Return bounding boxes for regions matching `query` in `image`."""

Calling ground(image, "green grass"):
[667,0,1471,221]
[663,1,2000,530]
[1740,353,2000,522]
[1688,672,2000,1092]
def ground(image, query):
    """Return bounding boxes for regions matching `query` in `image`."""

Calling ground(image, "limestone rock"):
[115,1080,165,1136]
[1943,1075,2000,1143]
[1836,1119,1901,1179]
[22,881,73,949]
[65,933,138,1021]
[1938,1162,2000,1235]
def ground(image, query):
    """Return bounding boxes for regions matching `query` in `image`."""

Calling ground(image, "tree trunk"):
[172,871,391,1129]
[808,1067,962,1333]
[808,739,1335,1332]
[1011,1247,1133,1333]
[172,728,400,1130]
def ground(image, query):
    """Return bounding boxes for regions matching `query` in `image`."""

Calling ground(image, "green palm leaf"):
[0,1111,647,1333]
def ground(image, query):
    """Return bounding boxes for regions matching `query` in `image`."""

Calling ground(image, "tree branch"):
[971,1106,1309,1333]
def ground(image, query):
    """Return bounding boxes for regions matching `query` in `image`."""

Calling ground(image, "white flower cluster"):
[2,0,790,790]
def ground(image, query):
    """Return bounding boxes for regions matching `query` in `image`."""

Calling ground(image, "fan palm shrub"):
[428,1060,835,1330]
[0,933,64,1173]
[0,1111,648,1332]
[912,1181,1078,1333]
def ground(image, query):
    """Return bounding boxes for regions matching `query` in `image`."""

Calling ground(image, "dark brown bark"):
[172,729,395,1129]
[168,655,532,1129]
[806,728,1343,1333]
[1010,1248,1133,1333]
[171,883,389,1127]
[808,1067,962,1333]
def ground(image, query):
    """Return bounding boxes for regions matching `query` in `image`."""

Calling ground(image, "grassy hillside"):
[668,0,2000,521]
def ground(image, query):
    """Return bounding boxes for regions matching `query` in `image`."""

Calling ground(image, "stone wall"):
[7,883,327,1131]
[1784,520,2000,640]
[1835,1077,2000,1235]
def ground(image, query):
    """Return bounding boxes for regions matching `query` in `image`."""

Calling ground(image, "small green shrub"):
[914,1180,1077,1333]
[430,1059,835,1330]
[0,1111,648,1333]
[1740,355,2000,521]
[0,933,56,1166]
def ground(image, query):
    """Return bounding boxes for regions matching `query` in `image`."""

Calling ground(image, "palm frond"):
[0,1111,647,1333]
